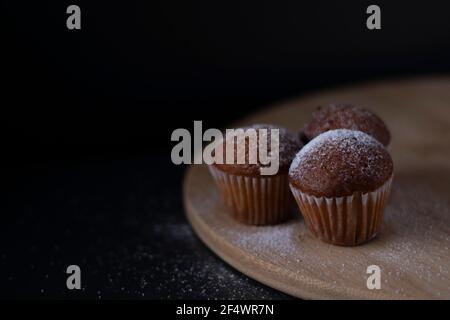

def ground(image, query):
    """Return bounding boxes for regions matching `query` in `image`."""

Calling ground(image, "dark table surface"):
[1,152,292,299]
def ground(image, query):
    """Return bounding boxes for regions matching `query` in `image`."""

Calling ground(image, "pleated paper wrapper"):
[209,166,293,225]
[290,176,393,246]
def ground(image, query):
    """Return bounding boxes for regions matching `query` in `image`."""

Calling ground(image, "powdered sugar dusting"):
[302,103,391,146]
[290,129,383,175]
[289,129,393,197]
[214,124,302,175]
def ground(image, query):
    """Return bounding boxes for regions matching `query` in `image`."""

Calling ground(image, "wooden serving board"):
[183,77,450,299]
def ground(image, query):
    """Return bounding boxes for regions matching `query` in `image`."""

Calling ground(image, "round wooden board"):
[183,77,450,299]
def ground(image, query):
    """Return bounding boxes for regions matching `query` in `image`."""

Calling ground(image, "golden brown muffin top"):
[289,129,393,197]
[301,104,391,146]
[212,124,302,177]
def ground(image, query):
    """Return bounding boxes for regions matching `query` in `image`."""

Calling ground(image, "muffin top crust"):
[289,129,393,197]
[213,124,302,176]
[301,104,391,146]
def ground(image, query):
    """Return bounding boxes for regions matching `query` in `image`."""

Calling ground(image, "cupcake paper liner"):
[290,176,393,246]
[209,166,293,225]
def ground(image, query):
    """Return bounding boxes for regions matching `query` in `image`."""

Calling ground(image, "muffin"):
[289,129,393,246]
[209,124,302,225]
[301,104,391,146]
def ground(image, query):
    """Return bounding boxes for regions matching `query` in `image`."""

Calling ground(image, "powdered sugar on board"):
[185,163,450,299]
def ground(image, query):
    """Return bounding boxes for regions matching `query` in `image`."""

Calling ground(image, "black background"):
[2,0,450,299]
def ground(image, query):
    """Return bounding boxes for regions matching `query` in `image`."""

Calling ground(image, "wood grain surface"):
[183,77,450,299]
